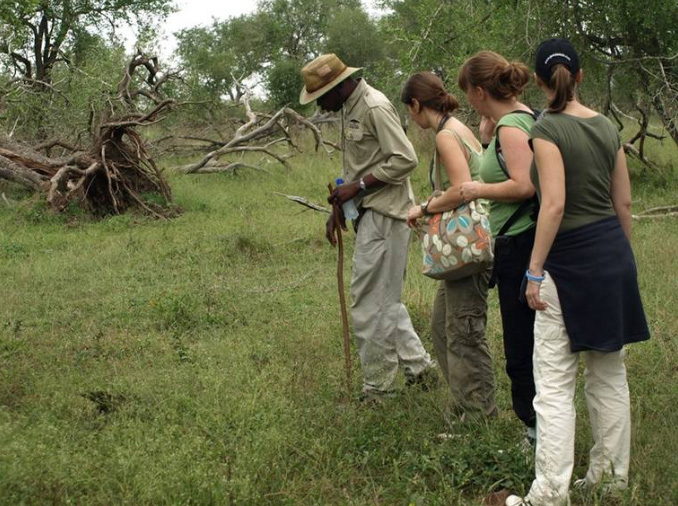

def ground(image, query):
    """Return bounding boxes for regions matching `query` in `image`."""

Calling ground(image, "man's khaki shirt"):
[342,79,417,221]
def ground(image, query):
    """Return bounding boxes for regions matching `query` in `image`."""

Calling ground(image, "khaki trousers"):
[351,210,433,394]
[526,272,631,506]
[431,270,497,417]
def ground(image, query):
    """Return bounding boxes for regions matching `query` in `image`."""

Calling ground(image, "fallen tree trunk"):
[0,52,176,217]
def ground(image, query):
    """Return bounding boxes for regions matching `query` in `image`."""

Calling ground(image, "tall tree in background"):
[0,0,174,89]
[563,0,678,146]
[325,8,383,72]
[376,0,540,103]
[176,15,268,103]
[259,0,365,108]
[177,0,372,109]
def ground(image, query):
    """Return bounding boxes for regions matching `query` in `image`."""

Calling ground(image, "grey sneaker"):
[405,366,439,392]
[357,389,396,406]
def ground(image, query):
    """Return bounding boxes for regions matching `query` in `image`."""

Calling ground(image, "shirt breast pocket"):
[345,121,364,142]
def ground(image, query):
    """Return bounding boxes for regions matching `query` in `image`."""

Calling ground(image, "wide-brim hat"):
[299,53,362,105]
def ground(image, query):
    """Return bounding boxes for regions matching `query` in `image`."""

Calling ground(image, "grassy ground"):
[1,131,677,505]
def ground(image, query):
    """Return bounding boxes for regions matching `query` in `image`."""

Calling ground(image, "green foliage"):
[267,58,308,109]
[325,8,384,71]
[0,0,175,139]
[372,0,533,108]
[258,0,361,60]
[176,15,269,102]
[0,0,174,83]
[175,0,372,109]
[1,36,127,139]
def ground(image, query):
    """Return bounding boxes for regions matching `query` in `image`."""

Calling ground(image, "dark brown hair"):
[400,71,459,114]
[546,64,576,113]
[457,51,530,101]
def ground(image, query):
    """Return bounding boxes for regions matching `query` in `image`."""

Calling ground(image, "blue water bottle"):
[335,178,359,221]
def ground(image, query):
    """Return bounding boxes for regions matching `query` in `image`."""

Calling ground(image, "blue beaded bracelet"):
[525,270,545,283]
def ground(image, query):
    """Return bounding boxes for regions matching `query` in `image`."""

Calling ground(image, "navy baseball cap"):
[535,38,580,82]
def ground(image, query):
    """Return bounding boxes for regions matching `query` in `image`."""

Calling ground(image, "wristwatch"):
[359,177,367,191]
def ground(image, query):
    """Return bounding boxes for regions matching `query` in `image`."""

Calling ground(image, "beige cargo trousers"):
[525,272,631,506]
[350,209,434,395]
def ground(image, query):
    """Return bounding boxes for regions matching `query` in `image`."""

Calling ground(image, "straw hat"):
[299,54,362,105]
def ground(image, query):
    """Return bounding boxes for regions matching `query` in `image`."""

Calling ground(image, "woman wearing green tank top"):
[400,71,497,419]
[457,51,538,441]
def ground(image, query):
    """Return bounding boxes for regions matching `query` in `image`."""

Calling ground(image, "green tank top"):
[429,129,483,191]
[479,113,536,236]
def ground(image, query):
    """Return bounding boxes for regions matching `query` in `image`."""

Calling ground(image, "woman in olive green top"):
[457,51,538,439]
[402,71,496,418]
[507,38,649,506]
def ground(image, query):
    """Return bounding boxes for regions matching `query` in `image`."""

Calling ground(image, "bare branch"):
[180,107,289,173]
[283,107,340,153]
[273,192,331,214]
[35,139,83,152]
[196,162,271,174]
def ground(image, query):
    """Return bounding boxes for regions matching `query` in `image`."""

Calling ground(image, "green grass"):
[1,135,677,505]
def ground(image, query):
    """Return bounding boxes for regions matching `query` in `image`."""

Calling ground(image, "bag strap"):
[429,113,451,192]
[496,199,534,237]
[493,109,541,236]
[495,109,540,179]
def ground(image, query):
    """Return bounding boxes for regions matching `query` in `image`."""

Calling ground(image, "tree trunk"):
[652,93,678,147]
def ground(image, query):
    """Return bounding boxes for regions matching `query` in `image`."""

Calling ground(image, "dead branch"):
[283,108,340,154]
[179,105,340,174]
[623,143,660,170]
[308,110,340,125]
[195,162,271,174]
[632,212,678,219]
[2,192,17,207]
[0,152,46,190]
[632,204,678,220]
[274,192,331,213]
[180,107,288,173]
[635,205,678,215]
[34,138,83,152]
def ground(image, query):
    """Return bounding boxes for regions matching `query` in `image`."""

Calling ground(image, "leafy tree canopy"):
[0,0,175,84]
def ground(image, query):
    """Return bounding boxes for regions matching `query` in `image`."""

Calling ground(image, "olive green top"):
[429,128,483,190]
[530,113,620,232]
[341,79,418,221]
[479,112,537,236]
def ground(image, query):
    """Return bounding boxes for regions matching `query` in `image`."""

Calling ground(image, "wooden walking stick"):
[328,183,353,398]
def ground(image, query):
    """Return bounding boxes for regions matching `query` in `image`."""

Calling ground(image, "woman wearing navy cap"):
[506,38,650,506]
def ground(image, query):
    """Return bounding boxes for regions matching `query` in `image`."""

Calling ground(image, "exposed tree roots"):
[0,52,176,218]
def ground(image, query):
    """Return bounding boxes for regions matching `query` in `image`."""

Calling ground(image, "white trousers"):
[351,210,433,393]
[526,272,631,506]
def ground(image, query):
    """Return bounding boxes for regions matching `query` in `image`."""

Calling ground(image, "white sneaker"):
[573,477,628,493]
[572,478,588,489]
[505,495,526,506]
[526,426,537,441]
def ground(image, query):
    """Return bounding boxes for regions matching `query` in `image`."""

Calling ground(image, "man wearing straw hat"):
[300,54,436,401]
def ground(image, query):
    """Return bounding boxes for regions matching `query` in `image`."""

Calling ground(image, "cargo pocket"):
[449,306,487,348]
